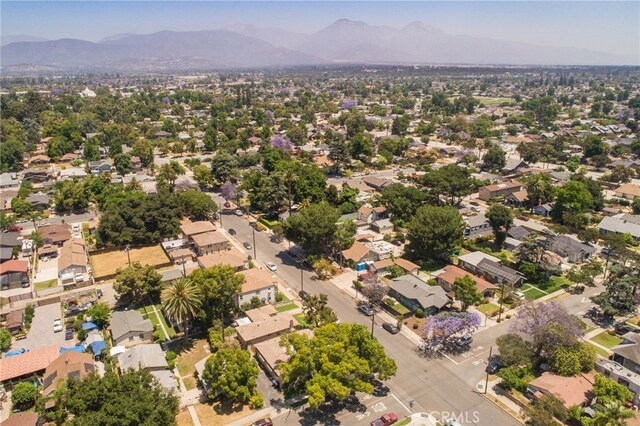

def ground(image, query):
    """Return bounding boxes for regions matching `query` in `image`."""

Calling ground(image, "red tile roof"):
[0,259,28,275]
[0,345,60,382]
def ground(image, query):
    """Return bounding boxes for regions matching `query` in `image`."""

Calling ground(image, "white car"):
[53,319,63,333]
[512,290,526,300]
[72,224,81,232]
[234,209,243,216]
[266,262,278,272]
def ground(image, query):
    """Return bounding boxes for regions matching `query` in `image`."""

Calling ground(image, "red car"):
[251,419,273,426]
[7,225,23,232]
[371,413,398,426]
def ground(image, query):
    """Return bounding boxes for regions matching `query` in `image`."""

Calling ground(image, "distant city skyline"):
[2,1,639,58]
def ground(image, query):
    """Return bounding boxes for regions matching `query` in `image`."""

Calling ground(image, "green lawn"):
[34,279,58,291]
[591,332,623,349]
[528,275,572,294]
[521,284,547,300]
[587,342,610,358]
[138,305,176,340]
[396,418,411,426]
[277,292,290,303]
[293,313,313,328]
[276,302,298,313]
[476,303,500,317]
[418,260,446,273]
[476,96,515,105]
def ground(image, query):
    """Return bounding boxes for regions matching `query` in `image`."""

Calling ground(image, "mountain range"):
[1,19,636,72]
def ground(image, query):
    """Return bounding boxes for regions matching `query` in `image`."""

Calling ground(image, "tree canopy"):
[405,205,465,262]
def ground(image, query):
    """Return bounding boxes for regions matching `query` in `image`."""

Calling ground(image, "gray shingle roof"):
[389,275,450,310]
[110,310,153,341]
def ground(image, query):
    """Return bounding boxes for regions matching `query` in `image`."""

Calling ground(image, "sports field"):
[90,245,170,280]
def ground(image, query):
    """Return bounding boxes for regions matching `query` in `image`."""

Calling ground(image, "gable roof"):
[180,221,216,236]
[598,214,640,239]
[437,265,497,293]
[0,345,61,382]
[612,332,640,365]
[477,258,524,285]
[238,268,276,294]
[529,372,595,408]
[198,249,247,269]
[0,259,28,275]
[615,183,640,198]
[191,231,228,247]
[507,226,530,241]
[389,275,450,310]
[236,313,295,344]
[341,241,372,263]
[58,238,87,273]
[110,310,153,341]
[42,352,95,396]
[118,344,168,371]
[548,235,596,257]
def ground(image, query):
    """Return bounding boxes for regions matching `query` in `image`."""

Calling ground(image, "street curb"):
[480,392,525,425]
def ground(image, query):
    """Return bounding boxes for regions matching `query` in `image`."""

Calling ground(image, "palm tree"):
[161,277,203,341]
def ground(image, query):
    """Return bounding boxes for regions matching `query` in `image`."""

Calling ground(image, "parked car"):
[53,319,63,333]
[455,334,473,347]
[251,419,273,426]
[234,209,243,216]
[72,224,81,232]
[371,413,398,426]
[445,419,462,426]
[96,289,103,298]
[266,262,277,272]
[511,290,526,300]
[299,290,310,301]
[4,348,29,358]
[485,358,504,374]
[243,242,252,250]
[228,228,237,235]
[65,328,74,340]
[382,322,400,334]
[358,304,375,316]
[7,225,23,232]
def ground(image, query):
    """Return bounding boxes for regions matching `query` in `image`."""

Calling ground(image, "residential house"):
[5,310,24,334]
[436,265,498,298]
[0,260,29,290]
[191,231,230,255]
[371,218,394,235]
[58,238,89,285]
[362,176,391,191]
[478,180,524,201]
[59,167,87,180]
[39,224,72,246]
[457,251,525,286]
[341,241,379,266]
[0,173,19,189]
[22,168,53,183]
[0,345,61,384]
[28,154,50,165]
[118,344,178,391]
[595,356,640,406]
[198,249,248,270]
[253,330,314,381]
[371,258,420,276]
[357,205,387,224]
[612,332,640,374]
[547,235,596,264]
[88,160,113,175]
[614,183,640,200]
[25,193,50,210]
[159,268,183,285]
[0,247,14,264]
[236,312,296,346]
[59,153,79,163]
[388,274,451,315]
[42,352,95,397]
[532,203,554,218]
[502,158,529,174]
[505,190,528,208]
[180,221,216,239]
[110,310,154,347]
[464,214,491,239]
[507,226,531,241]
[598,214,640,241]
[236,268,278,308]
[1,412,39,426]
[0,232,21,250]
[527,372,595,409]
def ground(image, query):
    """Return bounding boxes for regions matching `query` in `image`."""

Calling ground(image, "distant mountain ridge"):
[1,19,637,72]
[1,34,48,46]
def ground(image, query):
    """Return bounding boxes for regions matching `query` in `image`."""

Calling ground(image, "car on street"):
[455,334,473,347]
[228,228,236,235]
[7,225,23,232]
[485,358,504,374]
[382,322,400,334]
[234,209,243,216]
[358,304,375,316]
[96,289,103,298]
[371,413,398,426]
[65,328,75,340]
[299,290,310,301]
[53,319,63,333]
[243,242,252,250]
[4,348,29,358]
[251,419,273,426]
[266,262,277,272]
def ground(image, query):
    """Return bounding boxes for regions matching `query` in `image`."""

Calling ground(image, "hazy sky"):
[2,1,639,57]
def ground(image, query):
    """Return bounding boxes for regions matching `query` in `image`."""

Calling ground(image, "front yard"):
[275,302,298,313]
[590,331,623,349]
[476,303,501,317]
[34,278,58,291]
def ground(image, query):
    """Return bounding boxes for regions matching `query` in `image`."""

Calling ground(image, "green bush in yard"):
[415,308,425,318]
[498,365,534,393]
[12,381,37,409]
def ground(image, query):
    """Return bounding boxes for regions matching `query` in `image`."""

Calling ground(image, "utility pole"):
[484,346,493,394]
[371,312,375,337]
[181,254,186,276]
[300,267,304,294]
[125,244,131,266]
[218,201,223,227]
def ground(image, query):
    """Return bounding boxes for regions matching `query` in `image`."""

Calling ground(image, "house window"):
[139,333,144,339]
[129,336,133,341]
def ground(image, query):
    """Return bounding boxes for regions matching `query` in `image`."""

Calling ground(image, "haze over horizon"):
[3,1,639,60]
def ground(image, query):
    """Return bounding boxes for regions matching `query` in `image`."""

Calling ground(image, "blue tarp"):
[82,322,99,331]
[60,345,85,354]
[89,341,107,355]
[356,262,367,271]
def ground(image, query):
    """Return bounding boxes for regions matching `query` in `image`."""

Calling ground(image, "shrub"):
[249,393,264,409]
[415,308,425,318]
[0,328,11,351]
[498,366,533,393]
[165,351,177,370]
[412,323,418,329]
[275,292,285,302]
[12,381,38,409]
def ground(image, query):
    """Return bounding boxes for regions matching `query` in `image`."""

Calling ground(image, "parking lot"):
[19,303,69,351]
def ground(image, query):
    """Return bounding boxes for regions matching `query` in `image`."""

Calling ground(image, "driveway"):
[33,254,59,284]
[20,303,68,351]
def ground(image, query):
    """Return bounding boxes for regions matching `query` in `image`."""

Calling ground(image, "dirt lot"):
[90,245,170,280]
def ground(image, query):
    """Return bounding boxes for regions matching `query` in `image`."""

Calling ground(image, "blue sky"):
[2,1,639,57]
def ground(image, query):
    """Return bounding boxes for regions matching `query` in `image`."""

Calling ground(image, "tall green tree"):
[179,190,217,220]
[405,205,465,262]
[482,144,506,171]
[203,347,259,403]
[189,265,244,324]
[419,164,477,205]
[592,266,639,317]
[161,277,203,341]
[284,202,342,257]
[486,204,514,247]
[113,262,163,305]
[525,173,554,206]
[302,293,338,327]
[454,275,482,311]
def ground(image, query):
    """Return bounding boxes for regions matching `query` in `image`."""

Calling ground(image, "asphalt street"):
[211,195,519,426]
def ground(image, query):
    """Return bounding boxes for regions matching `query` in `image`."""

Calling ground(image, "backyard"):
[168,338,210,391]
[90,244,170,280]
[138,304,176,341]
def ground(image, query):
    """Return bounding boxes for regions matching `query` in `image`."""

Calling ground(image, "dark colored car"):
[251,419,273,426]
[359,304,375,316]
[382,322,400,334]
[65,328,75,340]
[455,334,473,347]
[485,359,504,374]
[243,242,252,250]
[96,289,103,298]
[299,290,310,301]
[228,228,236,235]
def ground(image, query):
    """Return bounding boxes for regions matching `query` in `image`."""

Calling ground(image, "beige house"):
[191,231,230,255]
[236,312,296,346]
[236,268,278,307]
[478,180,523,201]
[58,238,88,285]
[614,183,640,200]
[198,249,248,270]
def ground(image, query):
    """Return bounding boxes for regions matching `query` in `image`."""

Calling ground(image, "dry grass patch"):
[176,409,195,426]
[174,338,210,378]
[193,400,253,426]
[90,245,169,280]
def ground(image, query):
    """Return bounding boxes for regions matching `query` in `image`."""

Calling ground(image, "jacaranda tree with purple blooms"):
[220,181,238,203]
[341,99,357,110]
[510,301,584,357]
[270,135,292,151]
[423,311,481,346]
[360,273,387,307]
